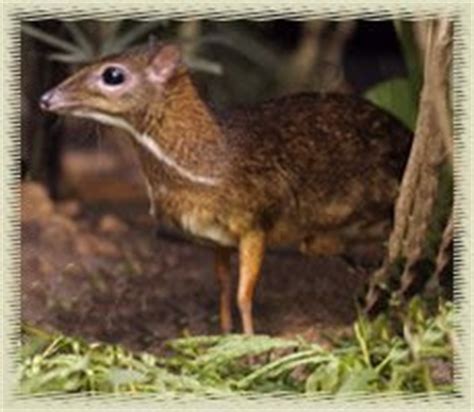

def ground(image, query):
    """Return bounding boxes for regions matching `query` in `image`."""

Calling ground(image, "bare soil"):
[21,180,368,355]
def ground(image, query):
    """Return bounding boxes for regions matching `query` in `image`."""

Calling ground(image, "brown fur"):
[40,43,413,334]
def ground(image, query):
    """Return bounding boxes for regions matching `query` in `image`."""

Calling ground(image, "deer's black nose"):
[39,90,54,110]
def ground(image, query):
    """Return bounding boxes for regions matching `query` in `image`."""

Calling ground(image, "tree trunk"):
[365,19,453,314]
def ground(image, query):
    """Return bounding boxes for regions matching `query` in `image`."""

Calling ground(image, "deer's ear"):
[147,44,182,85]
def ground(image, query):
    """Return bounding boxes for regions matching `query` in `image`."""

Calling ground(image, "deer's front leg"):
[237,230,265,335]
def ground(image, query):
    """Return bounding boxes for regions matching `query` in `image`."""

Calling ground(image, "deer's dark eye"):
[101,66,126,86]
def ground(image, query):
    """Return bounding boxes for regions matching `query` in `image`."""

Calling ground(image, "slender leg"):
[214,247,233,333]
[237,231,266,335]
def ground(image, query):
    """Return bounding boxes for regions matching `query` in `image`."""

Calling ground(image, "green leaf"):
[48,52,90,64]
[101,21,167,56]
[336,368,378,394]
[64,22,94,57]
[305,359,340,393]
[364,77,417,131]
[393,21,423,99]
[107,367,147,387]
[22,23,83,54]
[237,349,325,389]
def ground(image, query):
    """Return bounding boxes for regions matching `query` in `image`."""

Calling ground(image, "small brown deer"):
[40,43,412,335]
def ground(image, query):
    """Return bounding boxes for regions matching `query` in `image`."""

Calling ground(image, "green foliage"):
[365,21,423,132]
[20,299,454,396]
[394,21,423,100]
[21,21,223,76]
[19,325,209,394]
[364,77,417,130]
[22,21,170,63]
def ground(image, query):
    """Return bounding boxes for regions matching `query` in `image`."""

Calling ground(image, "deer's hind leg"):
[214,247,233,333]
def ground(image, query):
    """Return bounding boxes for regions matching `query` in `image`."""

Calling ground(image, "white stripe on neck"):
[72,110,220,186]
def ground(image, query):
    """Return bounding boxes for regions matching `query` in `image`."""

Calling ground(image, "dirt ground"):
[21,179,369,355]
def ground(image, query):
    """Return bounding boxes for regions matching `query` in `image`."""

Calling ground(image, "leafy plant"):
[22,21,223,75]
[364,21,423,131]
[22,21,169,63]
[365,77,417,130]
[19,299,454,396]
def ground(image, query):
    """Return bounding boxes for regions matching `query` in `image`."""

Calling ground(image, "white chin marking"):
[71,110,219,186]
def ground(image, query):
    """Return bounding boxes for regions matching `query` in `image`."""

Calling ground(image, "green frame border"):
[1,1,472,410]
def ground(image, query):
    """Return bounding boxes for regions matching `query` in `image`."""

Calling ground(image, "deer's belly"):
[179,211,237,247]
